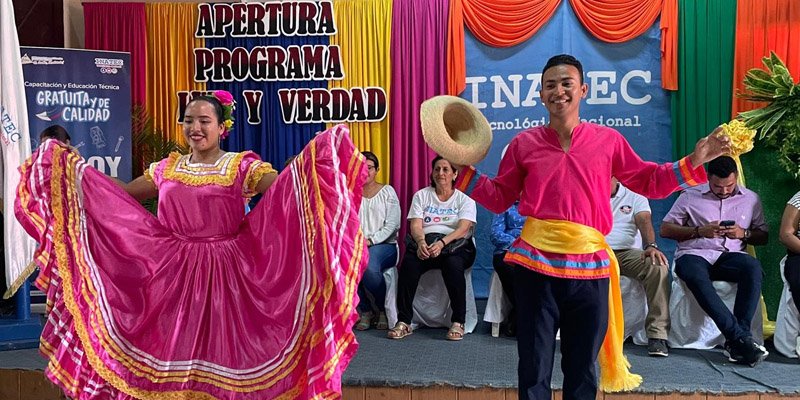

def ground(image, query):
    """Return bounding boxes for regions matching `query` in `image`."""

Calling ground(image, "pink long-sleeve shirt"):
[455,123,707,279]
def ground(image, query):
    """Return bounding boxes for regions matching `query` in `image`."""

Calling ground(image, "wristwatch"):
[644,242,659,250]
[743,229,752,240]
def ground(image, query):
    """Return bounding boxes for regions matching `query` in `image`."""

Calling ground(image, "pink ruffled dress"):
[15,125,367,399]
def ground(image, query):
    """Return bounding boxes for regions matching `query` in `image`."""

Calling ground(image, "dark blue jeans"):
[357,243,398,313]
[674,253,763,342]
[514,267,608,400]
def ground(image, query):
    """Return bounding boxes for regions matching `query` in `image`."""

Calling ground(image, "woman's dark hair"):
[38,125,71,143]
[362,151,379,170]
[429,155,456,187]
[186,95,224,124]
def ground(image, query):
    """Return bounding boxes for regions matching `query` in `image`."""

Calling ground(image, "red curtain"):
[569,0,662,42]
[660,0,678,90]
[447,0,561,94]
[447,0,678,95]
[732,0,800,116]
[84,3,147,106]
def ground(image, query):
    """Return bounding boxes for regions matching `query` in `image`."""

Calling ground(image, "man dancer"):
[452,54,730,399]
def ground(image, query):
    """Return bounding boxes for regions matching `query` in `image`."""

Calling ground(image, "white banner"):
[1,0,36,298]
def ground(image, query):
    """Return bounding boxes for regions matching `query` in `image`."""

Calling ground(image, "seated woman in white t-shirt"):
[387,156,477,341]
[355,151,401,331]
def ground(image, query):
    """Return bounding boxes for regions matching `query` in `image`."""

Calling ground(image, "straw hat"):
[420,95,493,166]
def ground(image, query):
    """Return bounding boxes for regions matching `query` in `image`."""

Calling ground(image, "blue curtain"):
[206,36,328,169]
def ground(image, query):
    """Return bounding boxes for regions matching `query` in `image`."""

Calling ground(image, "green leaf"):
[770,51,787,72]
[772,65,794,88]
[739,107,772,124]
[759,105,788,140]
[744,73,780,92]
[747,69,773,82]
[740,95,777,102]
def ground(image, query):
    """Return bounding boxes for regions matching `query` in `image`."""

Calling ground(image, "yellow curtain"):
[145,4,206,145]
[329,0,393,184]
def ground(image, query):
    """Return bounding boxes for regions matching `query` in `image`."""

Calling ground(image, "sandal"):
[446,322,465,341]
[375,312,389,330]
[355,312,372,331]
[387,322,412,339]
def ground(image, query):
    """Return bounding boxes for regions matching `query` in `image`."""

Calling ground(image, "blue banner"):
[462,2,675,297]
[20,47,132,181]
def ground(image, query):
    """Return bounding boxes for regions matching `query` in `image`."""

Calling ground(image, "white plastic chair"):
[774,256,800,358]
[667,265,764,349]
[620,276,649,345]
[484,271,511,337]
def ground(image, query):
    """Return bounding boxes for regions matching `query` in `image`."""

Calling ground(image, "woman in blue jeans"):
[356,151,401,330]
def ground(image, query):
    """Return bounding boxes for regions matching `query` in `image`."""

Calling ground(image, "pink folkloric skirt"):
[15,126,368,399]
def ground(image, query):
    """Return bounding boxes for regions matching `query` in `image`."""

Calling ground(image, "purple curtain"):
[84,3,146,107]
[389,0,451,250]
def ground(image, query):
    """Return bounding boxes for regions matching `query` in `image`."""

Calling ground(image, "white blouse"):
[359,185,401,244]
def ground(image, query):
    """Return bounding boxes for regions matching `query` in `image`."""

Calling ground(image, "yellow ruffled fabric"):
[161,152,244,187]
[720,119,755,159]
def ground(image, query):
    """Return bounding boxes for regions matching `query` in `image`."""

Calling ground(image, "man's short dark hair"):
[542,54,584,84]
[708,156,738,178]
[38,125,71,143]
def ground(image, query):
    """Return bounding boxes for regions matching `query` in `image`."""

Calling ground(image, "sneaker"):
[754,340,769,357]
[724,337,767,367]
[647,339,669,357]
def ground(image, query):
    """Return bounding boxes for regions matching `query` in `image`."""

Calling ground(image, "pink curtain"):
[84,3,147,106]
[390,0,451,251]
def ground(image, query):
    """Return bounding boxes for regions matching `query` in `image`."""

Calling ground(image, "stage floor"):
[343,322,800,397]
[1,316,798,399]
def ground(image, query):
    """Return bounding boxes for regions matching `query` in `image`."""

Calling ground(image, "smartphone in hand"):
[720,220,735,227]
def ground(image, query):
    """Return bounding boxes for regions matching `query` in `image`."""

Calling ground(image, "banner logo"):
[20,53,64,65]
[94,57,125,74]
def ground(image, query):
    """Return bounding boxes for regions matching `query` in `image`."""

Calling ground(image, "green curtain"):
[670,0,737,159]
